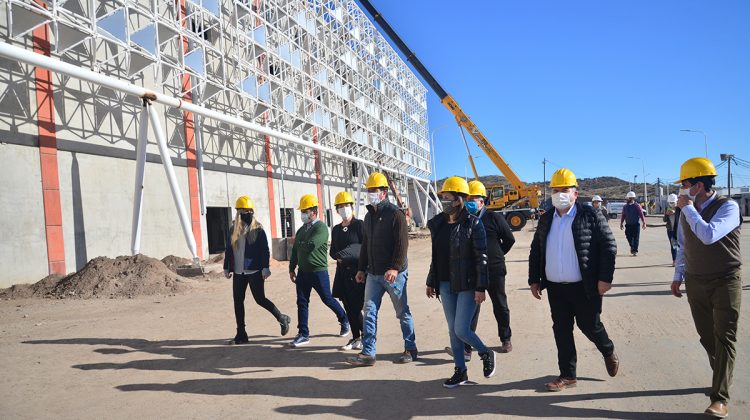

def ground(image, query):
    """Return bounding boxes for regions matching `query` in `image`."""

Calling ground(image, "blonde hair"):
[231,210,263,250]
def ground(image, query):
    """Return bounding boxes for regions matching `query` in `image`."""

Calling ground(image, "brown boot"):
[544,376,577,392]
[498,340,512,353]
[604,351,619,377]
[704,401,728,418]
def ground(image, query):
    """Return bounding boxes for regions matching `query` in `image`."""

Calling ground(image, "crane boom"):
[358,0,539,208]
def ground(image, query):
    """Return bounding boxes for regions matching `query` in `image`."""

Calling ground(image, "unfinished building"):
[0,0,439,287]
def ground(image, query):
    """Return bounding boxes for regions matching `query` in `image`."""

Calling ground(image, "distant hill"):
[436,175,668,202]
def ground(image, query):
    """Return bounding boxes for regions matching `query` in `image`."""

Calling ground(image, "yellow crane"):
[359,0,540,230]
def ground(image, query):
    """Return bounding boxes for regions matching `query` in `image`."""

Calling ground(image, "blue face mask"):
[465,201,479,215]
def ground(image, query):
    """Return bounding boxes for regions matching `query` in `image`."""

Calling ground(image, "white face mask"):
[300,212,311,224]
[338,206,353,220]
[552,192,572,210]
[368,192,382,206]
[679,186,698,201]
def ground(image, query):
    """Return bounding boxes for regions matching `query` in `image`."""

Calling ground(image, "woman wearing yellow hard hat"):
[288,193,349,348]
[330,191,366,351]
[425,176,495,388]
[223,195,290,345]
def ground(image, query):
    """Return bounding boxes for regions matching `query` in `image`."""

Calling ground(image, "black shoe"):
[397,348,418,363]
[229,329,249,345]
[443,367,469,389]
[479,350,496,378]
[279,314,291,336]
[339,321,351,337]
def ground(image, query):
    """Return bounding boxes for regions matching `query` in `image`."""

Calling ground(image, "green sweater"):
[289,221,329,273]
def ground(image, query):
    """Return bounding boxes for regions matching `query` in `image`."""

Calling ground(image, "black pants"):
[466,272,511,352]
[233,272,282,330]
[625,223,640,253]
[341,279,365,339]
[546,282,614,378]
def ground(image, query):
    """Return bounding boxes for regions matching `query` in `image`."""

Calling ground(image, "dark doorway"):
[280,208,294,238]
[206,207,231,254]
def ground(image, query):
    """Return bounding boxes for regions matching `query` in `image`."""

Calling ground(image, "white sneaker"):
[341,338,362,350]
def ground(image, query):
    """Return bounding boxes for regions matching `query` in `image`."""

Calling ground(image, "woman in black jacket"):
[330,192,365,350]
[426,177,496,388]
[223,196,290,344]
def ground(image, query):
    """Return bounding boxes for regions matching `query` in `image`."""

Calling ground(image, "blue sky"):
[361,0,750,187]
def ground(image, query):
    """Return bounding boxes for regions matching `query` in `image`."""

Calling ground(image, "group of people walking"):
[221,157,741,418]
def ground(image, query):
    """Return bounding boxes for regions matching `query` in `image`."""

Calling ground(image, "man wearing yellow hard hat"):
[671,157,742,418]
[346,172,417,366]
[288,194,349,348]
[528,168,619,392]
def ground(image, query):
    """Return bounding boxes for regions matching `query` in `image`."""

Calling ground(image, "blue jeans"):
[440,281,489,369]
[295,270,347,337]
[361,270,416,357]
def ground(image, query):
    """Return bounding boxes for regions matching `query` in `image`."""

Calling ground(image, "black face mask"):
[240,213,253,225]
[441,200,459,215]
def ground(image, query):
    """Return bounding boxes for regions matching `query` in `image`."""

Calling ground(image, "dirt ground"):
[1,217,748,419]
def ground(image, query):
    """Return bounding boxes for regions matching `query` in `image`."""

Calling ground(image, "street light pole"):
[628,156,647,209]
[680,129,708,158]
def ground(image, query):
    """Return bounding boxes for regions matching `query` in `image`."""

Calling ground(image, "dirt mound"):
[1,255,192,300]
[0,274,65,299]
[161,255,193,273]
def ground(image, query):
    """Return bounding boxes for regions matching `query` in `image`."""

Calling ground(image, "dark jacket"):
[330,218,365,298]
[426,208,489,295]
[223,227,270,272]
[528,202,617,300]
[358,200,408,275]
[478,207,515,276]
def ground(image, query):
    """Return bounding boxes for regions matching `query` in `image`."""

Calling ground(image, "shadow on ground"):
[24,337,706,419]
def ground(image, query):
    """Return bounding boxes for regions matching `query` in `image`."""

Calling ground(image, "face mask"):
[240,212,253,225]
[465,201,478,215]
[441,199,458,215]
[552,192,572,210]
[338,206,353,220]
[368,192,381,206]
[300,212,311,224]
[679,186,698,201]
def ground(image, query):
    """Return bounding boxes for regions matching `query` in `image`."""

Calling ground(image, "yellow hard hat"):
[365,172,389,189]
[439,176,470,195]
[298,194,319,210]
[334,191,354,206]
[549,168,578,188]
[675,157,717,184]
[235,195,254,209]
[468,180,487,197]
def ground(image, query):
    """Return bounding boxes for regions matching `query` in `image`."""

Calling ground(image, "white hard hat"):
[667,193,678,204]
[592,195,602,202]
[626,191,636,198]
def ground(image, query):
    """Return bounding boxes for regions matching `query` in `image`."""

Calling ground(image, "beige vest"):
[681,195,742,279]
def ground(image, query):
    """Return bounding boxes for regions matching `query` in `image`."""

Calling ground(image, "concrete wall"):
[0,143,48,285]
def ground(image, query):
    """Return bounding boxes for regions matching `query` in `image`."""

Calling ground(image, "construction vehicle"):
[359,0,540,230]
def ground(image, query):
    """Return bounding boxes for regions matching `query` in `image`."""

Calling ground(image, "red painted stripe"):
[264,133,279,237]
[33,2,66,275]
[178,0,203,258]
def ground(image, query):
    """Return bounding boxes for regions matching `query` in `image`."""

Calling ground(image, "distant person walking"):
[346,172,417,367]
[330,191,366,351]
[288,194,349,347]
[663,193,679,266]
[670,157,742,419]
[620,191,646,256]
[592,195,609,221]
[529,168,619,392]
[426,177,496,388]
[224,196,290,345]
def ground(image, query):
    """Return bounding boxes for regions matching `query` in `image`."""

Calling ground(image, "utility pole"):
[721,154,735,196]
[542,158,548,202]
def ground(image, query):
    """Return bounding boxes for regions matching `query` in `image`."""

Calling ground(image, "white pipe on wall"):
[130,106,149,255]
